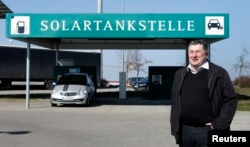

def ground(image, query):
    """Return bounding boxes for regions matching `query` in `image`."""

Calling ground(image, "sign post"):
[119,72,126,99]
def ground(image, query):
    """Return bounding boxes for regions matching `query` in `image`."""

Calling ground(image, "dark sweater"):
[180,69,215,126]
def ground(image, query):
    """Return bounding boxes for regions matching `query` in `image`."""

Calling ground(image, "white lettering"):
[115,20,125,31]
[51,20,59,31]
[103,21,113,31]
[148,20,157,31]
[83,20,91,31]
[168,21,175,31]
[138,20,146,31]
[70,20,80,31]
[212,135,218,142]
[212,135,247,143]
[158,20,166,31]
[242,137,247,142]
[93,20,102,31]
[187,20,195,31]
[177,21,185,31]
[39,19,196,33]
[62,20,69,31]
[127,20,136,31]
[40,20,48,31]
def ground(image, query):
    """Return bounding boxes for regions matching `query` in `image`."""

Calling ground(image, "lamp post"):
[98,0,103,85]
[97,0,103,13]
[119,0,126,99]
[122,0,124,13]
[122,0,125,72]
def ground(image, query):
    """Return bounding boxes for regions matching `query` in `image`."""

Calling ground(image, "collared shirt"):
[187,61,209,74]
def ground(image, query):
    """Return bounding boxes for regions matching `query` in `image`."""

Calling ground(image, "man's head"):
[187,39,209,70]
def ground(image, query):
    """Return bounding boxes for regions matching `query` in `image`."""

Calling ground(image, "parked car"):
[50,73,96,107]
[133,77,149,91]
[127,77,144,87]
[100,78,109,87]
[100,79,119,88]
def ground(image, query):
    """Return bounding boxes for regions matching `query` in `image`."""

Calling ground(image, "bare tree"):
[117,50,152,86]
[116,50,135,80]
[125,50,135,78]
[233,48,250,78]
[131,50,152,86]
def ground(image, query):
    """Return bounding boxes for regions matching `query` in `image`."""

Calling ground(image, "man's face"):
[188,44,208,70]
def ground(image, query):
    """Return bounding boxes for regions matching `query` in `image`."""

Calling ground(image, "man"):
[170,39,238,147]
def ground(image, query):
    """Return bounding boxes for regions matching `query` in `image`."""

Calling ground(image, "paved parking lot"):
[0,96,250,147]
[0,97,177,147]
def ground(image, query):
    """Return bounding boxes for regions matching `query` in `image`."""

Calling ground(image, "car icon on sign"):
[208,19,222,30]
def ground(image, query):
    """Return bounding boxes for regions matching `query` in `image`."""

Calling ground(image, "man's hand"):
[205,122,213,129]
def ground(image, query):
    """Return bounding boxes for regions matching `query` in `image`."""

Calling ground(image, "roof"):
[0,0,12,19]
[1,3,225,50]
[14,38,198,49]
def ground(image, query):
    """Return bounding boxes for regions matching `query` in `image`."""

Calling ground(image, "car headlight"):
[79,90,87,95]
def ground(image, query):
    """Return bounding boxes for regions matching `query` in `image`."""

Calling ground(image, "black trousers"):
[179,125,212,147]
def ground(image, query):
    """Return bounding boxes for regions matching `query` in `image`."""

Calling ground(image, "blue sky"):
[1,0,250,80]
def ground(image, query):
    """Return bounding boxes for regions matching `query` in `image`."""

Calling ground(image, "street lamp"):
[122,0,125,72]
[97,0,103,84]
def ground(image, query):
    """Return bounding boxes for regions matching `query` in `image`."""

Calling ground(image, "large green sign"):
[6,13,229,39]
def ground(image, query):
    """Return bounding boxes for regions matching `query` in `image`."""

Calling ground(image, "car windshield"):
[57,75,87,85]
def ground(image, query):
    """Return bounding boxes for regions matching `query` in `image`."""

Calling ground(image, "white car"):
[51,73,96,107]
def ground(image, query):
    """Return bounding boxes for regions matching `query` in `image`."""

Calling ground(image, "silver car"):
[51,73,96,107]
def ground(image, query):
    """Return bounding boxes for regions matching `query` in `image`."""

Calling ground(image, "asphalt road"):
[0,98,177,147]
[1,88,250,147]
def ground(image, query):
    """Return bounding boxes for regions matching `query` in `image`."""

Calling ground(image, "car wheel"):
[51,100,57,107]
[45,80,54,90]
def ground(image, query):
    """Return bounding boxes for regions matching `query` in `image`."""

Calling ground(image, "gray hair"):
[188,39,209,53]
